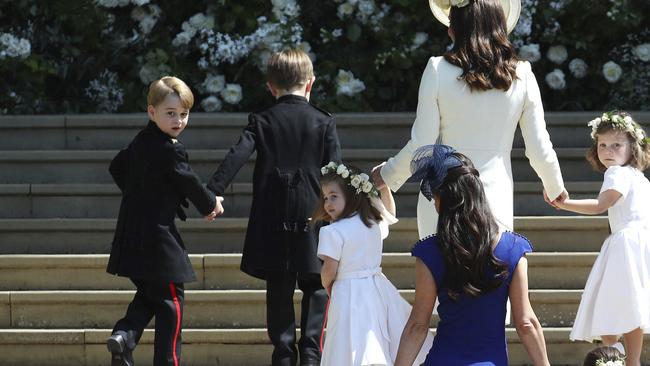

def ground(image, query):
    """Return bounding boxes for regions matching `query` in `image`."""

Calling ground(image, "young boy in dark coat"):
[207,49,341,366]
[106,76,224,366]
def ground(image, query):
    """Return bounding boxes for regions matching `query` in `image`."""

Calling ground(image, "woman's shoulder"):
[515,60,533,77]
[411,234,442,259]
[495,231,533,269]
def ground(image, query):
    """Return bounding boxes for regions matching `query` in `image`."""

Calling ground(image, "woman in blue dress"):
[394,145,551,366]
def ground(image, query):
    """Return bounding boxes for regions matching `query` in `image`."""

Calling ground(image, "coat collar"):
[276,94,308,104]
[146,120,174,140]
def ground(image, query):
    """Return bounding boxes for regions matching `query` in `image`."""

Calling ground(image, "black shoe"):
[107,332,134,366]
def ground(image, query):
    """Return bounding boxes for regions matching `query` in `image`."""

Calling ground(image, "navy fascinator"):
[406,144,463,201]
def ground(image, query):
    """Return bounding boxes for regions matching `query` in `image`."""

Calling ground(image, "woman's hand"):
[371,162,387,190]
[543,189,568,209]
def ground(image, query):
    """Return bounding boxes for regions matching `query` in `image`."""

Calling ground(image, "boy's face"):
[147,94,189,137]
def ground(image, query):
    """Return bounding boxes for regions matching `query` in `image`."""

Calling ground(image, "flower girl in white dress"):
[314,162,432,366]
[553,111,650,366]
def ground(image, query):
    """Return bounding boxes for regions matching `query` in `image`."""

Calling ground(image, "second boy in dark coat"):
[207,49,341,366]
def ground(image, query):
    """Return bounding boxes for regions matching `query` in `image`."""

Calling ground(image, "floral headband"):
[321,162,379,198]
[594,358,625,366]
[588,111,649,144]
[433,0,471,9]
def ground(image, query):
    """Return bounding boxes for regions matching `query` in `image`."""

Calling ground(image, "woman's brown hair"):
[444,0,519,91]
[586,111,650,173]
[312,168,382,228]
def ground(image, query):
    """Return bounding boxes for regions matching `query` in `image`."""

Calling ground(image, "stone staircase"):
[1,112,649,365]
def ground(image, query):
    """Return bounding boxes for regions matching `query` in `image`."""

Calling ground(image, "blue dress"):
[412,231,532,366]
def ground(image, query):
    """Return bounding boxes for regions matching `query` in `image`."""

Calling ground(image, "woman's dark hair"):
[312,166,382,228]
[436,153,508,300]
[444,0,519,91]
[583,346,626,366]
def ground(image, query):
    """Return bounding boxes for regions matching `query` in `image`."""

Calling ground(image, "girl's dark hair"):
[444,0,519,92]
[583,346,626,366]
[586,111,650,173]
[436,153,508,300]
[312,167,381,228]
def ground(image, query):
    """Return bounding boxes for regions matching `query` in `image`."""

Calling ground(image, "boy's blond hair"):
[266,49,314,91]
[147,76,194,109]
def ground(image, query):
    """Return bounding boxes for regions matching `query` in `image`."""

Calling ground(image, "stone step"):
[0,289,581,328]
[1,328,648,366]
[0,217,609,254]
[4,112,646,151]
[0,148,610,184]
[0,182,602,219]
[0,252,596,291]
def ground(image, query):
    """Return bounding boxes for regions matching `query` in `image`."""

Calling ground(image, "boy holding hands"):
[106,76,224,366]
[207,49,341,366]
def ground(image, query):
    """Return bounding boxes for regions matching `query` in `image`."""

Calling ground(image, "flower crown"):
[594,358,625,366]
[588,111,649,144]
[321,162,379,198]
[433,0,471,9]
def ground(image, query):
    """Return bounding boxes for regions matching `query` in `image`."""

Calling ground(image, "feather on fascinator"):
[406,144,463,201]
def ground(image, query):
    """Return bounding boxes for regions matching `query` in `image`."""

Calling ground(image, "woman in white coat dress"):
[373,0,567,239]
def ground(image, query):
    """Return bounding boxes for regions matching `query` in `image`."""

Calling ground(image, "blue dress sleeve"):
[503,232,533,279]
[411,236,445,288]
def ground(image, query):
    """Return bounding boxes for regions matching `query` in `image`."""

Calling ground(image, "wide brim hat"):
[428,0,521,34]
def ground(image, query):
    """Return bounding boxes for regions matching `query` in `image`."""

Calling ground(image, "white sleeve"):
[379,219,389,240]
[518,61,565,201]
[317,225,344,261]
[381,57,440,192]
[601,166,632,197]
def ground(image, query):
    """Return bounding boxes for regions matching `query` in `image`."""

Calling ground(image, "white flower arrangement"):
[220,83,243,105]
[336,69,366,96]
[200,95,222,112]
[602,61,622,83]
[321,162,379,198]
[587,111,647,144]
[202,74,226,93]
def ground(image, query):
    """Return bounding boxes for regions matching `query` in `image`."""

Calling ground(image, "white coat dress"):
[381,56,565,238]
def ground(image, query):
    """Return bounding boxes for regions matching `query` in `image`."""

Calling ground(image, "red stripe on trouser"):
[320,298,330,353]
[169,283,181,366]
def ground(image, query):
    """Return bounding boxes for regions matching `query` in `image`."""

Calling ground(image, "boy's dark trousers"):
[112,279,185,366]
[266,272,328,366]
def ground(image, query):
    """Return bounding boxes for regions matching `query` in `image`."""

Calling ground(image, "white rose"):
[359,173,369,182]
[350,175,361,188]
[221,84,243,105]
[131,0,149,5]
[337,3,355,18]
[602,61,622,83]
[362,181,373,193]
[568,58,588,78]
[633,43,650,62]
[546,45,568,64]
[340,170,350,178]
[327,162,337,169]
[545,69,566,90]
[203,74,225,93]
[336,70,366,96]
[604,362,615,366]
[624,116,633,124]
[518,44,541,62]
[336,164,348,175]
[321,167,328,175]
[200,96,222,112]
[412,32,428,48]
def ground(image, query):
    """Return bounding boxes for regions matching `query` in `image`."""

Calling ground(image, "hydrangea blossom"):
[221,84,243,105]
[202,74,226,94]
[546,45,568,64]
[85,70,124,113]
[0,33,31,60]
[518,43,541,62]
[634,43,650,62]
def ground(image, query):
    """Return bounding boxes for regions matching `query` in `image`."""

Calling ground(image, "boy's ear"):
[147,105,157,121]
[266,81,278,97]
[305,76,316,92]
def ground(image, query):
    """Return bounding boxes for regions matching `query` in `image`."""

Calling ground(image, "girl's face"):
[597,130,633,168]
[322,181,346,221]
